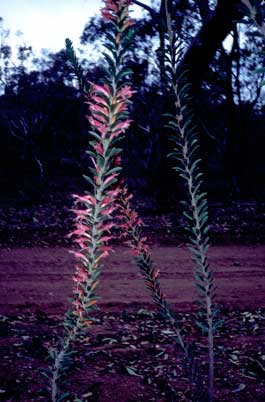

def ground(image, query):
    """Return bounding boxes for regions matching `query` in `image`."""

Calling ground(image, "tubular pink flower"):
[91,83,112,97]
[90,112,108,124]
[99,222,116,233]
[102,0,119,13]
[73,194,97,205]
[73,237,89,249]
[130,249,141,256]
[90,103,109,116]
[100,235,113,243]
[117,85,135,100]
[96,249,111,262]
[69,251,88,263]
[101,205,116,216]
[94,143,104,155]
[103,173,118,186]
[101,9,116,21]
[89,95,109,106]
[88,116,109,138]
[73,266,89,283]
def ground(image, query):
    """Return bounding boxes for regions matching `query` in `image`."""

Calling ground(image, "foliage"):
[42,0,265,400]
[0,0,264,400]
[45,1,136,400]
[1,0,265,201]
[117,186,190,354]
[163,1,217,399]
[241,0,265,37]
[65,38,88,93]
[241,0,265,85]
[63,1,218,400]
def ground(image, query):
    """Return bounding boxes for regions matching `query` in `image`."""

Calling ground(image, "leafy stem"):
[164,0,216,400]
[117,186,195,372]
[48,1,135,400]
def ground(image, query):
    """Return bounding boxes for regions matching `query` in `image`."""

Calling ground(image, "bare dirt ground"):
[0,198,265,401]
[0,245,265,314]
[0,244,265,401]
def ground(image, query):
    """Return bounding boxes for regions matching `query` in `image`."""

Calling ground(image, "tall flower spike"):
[48,1,135,400]
[117,185,191,361]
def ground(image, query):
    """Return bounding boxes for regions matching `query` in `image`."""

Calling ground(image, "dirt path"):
[0,245,264,314]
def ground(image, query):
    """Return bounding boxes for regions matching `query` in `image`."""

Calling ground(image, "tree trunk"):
[180,0,244,94]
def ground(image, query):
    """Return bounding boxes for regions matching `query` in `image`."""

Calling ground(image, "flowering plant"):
[46,1,218,401]
[47,1,135,400]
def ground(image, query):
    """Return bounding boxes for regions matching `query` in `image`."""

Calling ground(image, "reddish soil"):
[0,245,265,314]
[0,244,265,401]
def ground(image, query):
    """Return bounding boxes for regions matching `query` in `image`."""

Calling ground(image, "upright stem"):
[118,187,195,374]
[51,321,81,402]
[165,1,215,399]
[48,2,135,400]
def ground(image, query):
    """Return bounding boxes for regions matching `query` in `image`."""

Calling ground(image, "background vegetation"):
[0,0,264,207]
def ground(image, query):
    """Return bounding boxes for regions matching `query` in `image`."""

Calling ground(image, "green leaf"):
[105,32,116,44]
[58,392,71,401]
[88,130,104,142]
[196,321,208,334]
[125,366,142,377]
[83,175,96,188]
[116,67,133,82]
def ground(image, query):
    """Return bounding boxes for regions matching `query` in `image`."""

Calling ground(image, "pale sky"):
[1,0,151,57]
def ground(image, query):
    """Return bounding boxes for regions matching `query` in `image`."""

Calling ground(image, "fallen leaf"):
[232,383,246,393]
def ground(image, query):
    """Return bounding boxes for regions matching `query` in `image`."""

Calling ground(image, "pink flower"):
[71,208,92,222]
[113,120,132,133]
[130,249,141,256]
[101,205,116,216]
[91,83,111,98]
[101,9,116,21]
[99,222,116,233]
[96,249,111,262]
[90,103,109,116]
[100,235,112,243]
[90,112,107,124]
[73,194,96,205]
[108,187,121,197]
[89,94,109,107]
[153,269,160,280]
[73,266,89,283]
[101,196,113,207]
[73,236,89,249]
[88,115,108,132]
[114,156,122,166]
[88,116,109,138]
[69,251,88,263]
[101,0,119,13]
[69,226,87,237]
[117,85,135,100]
[103,173,118,186]
[93,143,104,155]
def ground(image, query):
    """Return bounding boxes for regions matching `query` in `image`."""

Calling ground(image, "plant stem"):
[51,323,79,402]
[164,1,215,399]
[118,187,192,365]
